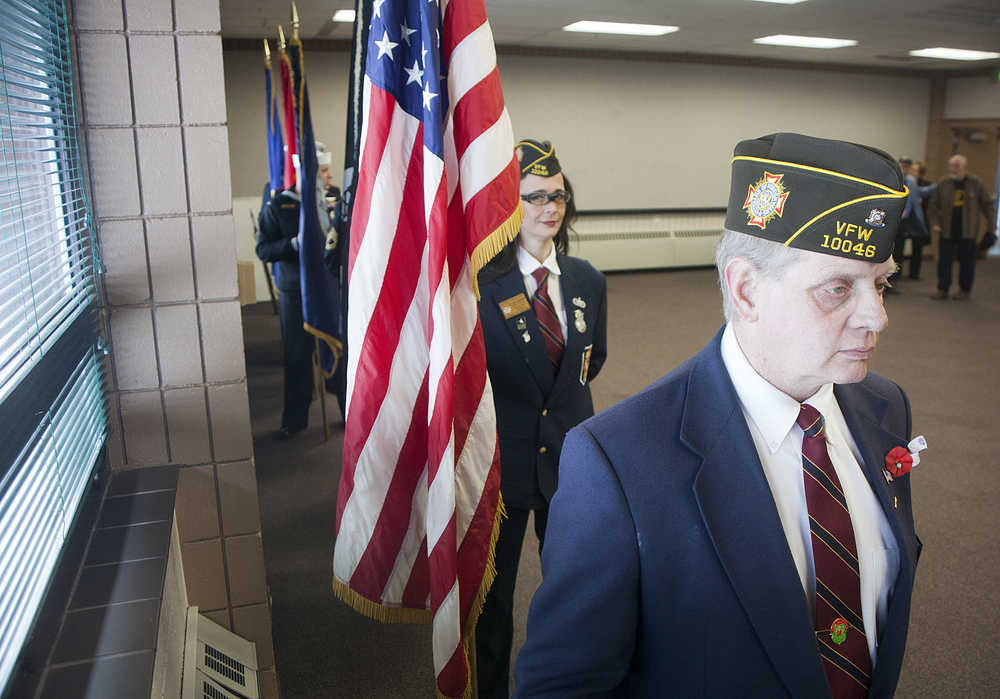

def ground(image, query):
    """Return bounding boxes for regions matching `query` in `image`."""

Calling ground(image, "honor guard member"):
[256,149,317,439]
[475,139,608,698]
[515,133,922,699]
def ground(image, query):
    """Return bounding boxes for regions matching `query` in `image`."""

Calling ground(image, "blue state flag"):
[265,55,284,198]
[290,38,343,382]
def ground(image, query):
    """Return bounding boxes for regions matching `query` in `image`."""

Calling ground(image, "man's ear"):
[724,257,760,323]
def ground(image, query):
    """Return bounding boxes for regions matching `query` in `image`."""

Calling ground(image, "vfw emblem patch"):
[743,171,790,229]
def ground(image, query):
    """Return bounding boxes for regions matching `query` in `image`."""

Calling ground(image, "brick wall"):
[72,1,277,696]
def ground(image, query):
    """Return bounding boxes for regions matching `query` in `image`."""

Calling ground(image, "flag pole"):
[315,336,330,441]
[249,209,278,314]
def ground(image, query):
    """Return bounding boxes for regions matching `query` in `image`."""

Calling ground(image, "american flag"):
[332,0,522,697]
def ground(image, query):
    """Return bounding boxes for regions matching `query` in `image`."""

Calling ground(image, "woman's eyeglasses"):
[520,190,572,206]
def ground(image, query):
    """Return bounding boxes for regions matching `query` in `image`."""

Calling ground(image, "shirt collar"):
[720,325,834,453]
[517,244,561,278]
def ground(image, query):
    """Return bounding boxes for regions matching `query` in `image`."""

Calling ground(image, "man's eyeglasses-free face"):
[520,190,572,206]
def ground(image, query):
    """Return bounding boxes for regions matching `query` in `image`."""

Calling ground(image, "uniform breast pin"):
[574,309,586,333]
[572,297,586,308]
[516,317,526,330]
[522,331,530,343]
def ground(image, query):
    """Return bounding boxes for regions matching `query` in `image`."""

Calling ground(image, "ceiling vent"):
[920,2,1000,23]
[182,607,260,699]
[873,54,919,62]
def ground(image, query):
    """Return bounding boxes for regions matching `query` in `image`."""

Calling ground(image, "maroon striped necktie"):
[797,404,871,698]
[531,268,564,371]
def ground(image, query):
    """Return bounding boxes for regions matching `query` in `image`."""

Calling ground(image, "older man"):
[927,154,996,300]
[514,133,922,698]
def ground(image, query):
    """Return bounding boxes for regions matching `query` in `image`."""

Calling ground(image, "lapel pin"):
[830,618,849,645]
[883,436,927,482]
[572,296,586,308]
[516,317,526,330]
[574,309,586,333]
[522,331,530,343]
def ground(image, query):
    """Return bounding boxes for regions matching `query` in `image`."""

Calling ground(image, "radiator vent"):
[204,643,248,688]
[572,210,725,271]
[183,607,260,699]
[672,229,721,239]
[198,670,246,699]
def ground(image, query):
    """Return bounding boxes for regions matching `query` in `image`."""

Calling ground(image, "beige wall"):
[223,47,933,208]
[944,76,1000,119]
[225,46,946,300]
[226,47,352,201]
[73,1,277,697]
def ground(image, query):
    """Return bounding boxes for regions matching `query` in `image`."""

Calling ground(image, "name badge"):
[499,293,530,319]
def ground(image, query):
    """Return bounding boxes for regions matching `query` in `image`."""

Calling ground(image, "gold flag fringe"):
[464,493,506,641]
[331,579,432,625]
[303,322,343,378]
[437,493,507,699]
[330,495,508,699]
[470,202,523,300]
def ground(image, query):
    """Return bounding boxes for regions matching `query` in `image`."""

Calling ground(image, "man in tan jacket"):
[927,154,996,300]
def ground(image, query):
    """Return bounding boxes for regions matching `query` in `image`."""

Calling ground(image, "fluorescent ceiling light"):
[754,34,857,49]
[563,21,679,36]
[749,0,809,4]
[333,9,355,22]
[909,47,1000,61]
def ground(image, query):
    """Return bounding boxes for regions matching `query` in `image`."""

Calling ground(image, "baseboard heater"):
[182,607,260,699]
[572,209,726,271]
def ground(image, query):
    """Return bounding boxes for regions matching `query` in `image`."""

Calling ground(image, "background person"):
[927,154,996,300]
[474,139,607,698]
[515,133,921,698]
[894,157,935,281]
[255,142,332,439]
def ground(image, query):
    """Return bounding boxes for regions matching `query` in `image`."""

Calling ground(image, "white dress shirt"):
[517,244,567,338]
[720,325,899,663]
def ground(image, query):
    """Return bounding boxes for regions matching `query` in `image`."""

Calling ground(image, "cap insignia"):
[743,171,790,230]
[864,208,886,228]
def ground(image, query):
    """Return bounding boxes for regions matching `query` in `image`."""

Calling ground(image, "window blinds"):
[0,0,107,690]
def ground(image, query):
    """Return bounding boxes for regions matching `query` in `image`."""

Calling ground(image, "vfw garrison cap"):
[516,139,561,178]
[724,133,907,263]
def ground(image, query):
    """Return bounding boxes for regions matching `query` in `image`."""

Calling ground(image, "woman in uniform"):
[474,139,608,697]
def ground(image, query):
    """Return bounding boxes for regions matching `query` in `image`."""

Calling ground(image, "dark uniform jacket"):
[477,254,607,508]
[515,328,921,698]
[256,189,301,291]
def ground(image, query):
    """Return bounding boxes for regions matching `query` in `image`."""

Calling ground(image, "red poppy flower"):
[885,446,913,479]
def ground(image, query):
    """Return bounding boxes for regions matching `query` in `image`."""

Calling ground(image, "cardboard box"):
[237,261,255,306]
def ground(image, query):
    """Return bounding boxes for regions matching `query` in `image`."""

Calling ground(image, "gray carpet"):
[245,258,1000,698]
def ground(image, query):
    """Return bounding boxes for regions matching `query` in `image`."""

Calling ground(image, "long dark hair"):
[479,173,577,284]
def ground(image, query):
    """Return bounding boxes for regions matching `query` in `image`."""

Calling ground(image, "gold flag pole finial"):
[277,24,286,51]
[291,1,300,41]
[263,38,271,65]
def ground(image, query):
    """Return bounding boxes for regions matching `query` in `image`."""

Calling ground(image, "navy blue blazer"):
[515,328,920,698]
[478,254,607,509]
